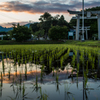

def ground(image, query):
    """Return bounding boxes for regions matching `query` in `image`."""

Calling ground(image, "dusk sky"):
[0,0,100,27]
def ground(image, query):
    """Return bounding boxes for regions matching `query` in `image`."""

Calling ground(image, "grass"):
[0,40,64,45]
[0,40,100,47]
[64,40,100,47]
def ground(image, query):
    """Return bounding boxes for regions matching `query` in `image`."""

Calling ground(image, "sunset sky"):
[0,0,100,27]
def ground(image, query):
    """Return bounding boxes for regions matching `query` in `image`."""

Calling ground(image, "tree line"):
[2,6,100,41]
[30,12,70,40]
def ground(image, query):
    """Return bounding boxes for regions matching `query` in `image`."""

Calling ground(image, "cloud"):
[0,21,33,28]
[0,1,100,14]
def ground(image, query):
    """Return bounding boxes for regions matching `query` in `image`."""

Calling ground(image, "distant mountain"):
[24,23,31,28]
[0,22,35,32]
[0,26,13,32]
[24,22,36,28]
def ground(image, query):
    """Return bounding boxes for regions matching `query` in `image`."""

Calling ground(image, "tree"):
[51,15,60,26]
[34,29,45,40]
[39,12,52,22]
[11,23,32,42]
[48,26,69,40]
[39,12,52,39]
[58,15,69,27]
[30,22,40,33]
[69,6,100,39]
[38,13,71,40]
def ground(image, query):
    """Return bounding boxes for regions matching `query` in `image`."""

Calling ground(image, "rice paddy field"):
[0,44,100,100]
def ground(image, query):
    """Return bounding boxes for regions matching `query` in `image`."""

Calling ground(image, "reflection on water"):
[0,47,100,100]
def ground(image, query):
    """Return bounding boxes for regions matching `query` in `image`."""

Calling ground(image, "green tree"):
[58,15,69,27]
[30,22,40,33]
[34,29,45,40]
[51,15,60,26]
[11,23,32,42]
[38,13,71,39]
[48,26,69,40]
[39,12,52,39]
[39,12,52,21]
[69,6,100,39]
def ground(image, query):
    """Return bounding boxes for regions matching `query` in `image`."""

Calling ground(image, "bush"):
[11,23,32,42]
[48,26,69,40]
[3,35,10,40]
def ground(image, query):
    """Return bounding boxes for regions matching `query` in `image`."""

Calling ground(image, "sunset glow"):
[0,0,100,27]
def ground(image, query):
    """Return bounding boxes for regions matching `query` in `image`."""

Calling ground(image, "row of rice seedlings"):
[25,62,27,80]
[0,45,100,99]
[70,49,79,77]
[71,54,76,68]
[87,50,98,79]
[76,63,79,88]
[60,48,70,69]
[55,70,60,92]
[2,53,5,75]
[55,47,67,59]
[1,44,100,53]
[1,45,100,81]
[36,47,67,69]
[84,61,88,88]
[79,49,85,66]
[46,47,62,65]
[52,67,55,76]
[39,47,62,66]
[40,65,44,82]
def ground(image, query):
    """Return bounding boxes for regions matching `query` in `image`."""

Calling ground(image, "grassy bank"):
[0,40,64,45]
[64,40,100,47]
[0,40,100,47]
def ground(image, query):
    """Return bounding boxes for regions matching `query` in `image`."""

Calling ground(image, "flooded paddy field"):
[0,44,100,100]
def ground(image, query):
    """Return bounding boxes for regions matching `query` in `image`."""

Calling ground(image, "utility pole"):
[82,0,85,41]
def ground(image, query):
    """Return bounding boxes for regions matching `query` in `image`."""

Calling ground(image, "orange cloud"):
[0,1,99,15]
[0,1,74,14]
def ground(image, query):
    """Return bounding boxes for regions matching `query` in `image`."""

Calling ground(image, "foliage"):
[57,15,69,27]
[3,35,10,40]
[38,12,52,39]
[34,29,45,40]
[85,6,100,11]
[10,23,32,42]
[30,22,40,33]
[39,12,52,22]
[48,25,69,40]
[92,34,98,40]
[69,6,100,39]
[30,12,71,40]
[38,12,70,39]
[0,31,7,35]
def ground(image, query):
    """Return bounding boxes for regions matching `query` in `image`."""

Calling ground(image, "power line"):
[0,17,8,23]
[0,12,22,22]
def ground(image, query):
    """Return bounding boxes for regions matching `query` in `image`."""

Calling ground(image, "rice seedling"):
[60,57,63,69]
[49,56,52,69]
[40,65,45,82]
[0,44,100,100]
[2,53,5,75]
[8,69,11,80]
[76,63,79,88]
[37,87,48,100]
[25,64,27,80]
[0,72,3,87]
[52,67,55,76]
[64,81,73,100]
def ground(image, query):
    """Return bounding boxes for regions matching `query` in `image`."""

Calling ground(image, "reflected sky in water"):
[0,59,100,100]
